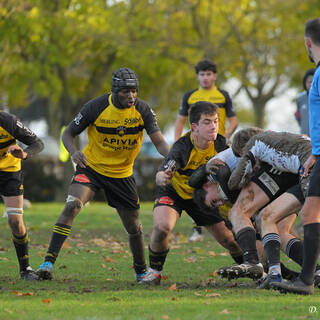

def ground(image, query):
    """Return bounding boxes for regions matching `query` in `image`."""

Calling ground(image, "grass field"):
[0,202,319,320]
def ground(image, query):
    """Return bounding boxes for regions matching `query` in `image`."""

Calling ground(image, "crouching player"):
[0,111,44,279]
[139,102,243,285]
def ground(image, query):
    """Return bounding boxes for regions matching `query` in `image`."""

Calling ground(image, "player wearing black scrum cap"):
[37,67,169,282]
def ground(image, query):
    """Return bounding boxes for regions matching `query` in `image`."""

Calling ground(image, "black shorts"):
[72,165,140,210]
[0,170,24,197]
[251,162,299,201]
[154,185,224,226]
[307,156,320,197]
[286,184,305,204]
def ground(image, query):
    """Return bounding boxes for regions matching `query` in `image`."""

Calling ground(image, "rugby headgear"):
[111,67,139,94]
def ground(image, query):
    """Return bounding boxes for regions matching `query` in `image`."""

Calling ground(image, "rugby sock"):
[300,223,320,285]
[236,227,259,264]
[262,233,281,274]
[285,238,303,266]
[149,245,169,272]
[45,223,71,264]
[128,231,146,274]
[12,233,29,271]
[231,251,244,264]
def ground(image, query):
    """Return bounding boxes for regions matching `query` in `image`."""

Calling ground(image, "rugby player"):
[272,18,320,295]
[0,111,44,280]
[191,129,307,281]
[139,101,242,285]
[36,68,169,282]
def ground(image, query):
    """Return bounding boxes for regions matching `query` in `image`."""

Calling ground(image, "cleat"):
[224,262,264,280]
[257,273,282,290]
[20,267,39,280]
[217,265,233,279]
[36,261,54,280]
[136,271,148,282]
[314,270,320,288]
[271,277,314,295]
[189,229,203,242]
[138,268,161,285]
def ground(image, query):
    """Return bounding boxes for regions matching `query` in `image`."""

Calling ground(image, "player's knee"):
[125,221,143,236]
[153,224,171,242]
[63,195,83,218]
[260,207,274,224]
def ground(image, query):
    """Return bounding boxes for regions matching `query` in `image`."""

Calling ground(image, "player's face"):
[305,37,315,63]
[306,75,313,92]
[117,88,137,108]
[203,183,225,208]
[196,113,219,141]
[197,70,217,89]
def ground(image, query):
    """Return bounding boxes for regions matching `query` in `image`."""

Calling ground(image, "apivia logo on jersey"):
[103,125,138,151]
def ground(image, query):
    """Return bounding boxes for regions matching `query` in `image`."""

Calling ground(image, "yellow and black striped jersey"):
[69,94,160,178]
[158,131,228,199]
[0,112,42,172]
[179,86,235,136]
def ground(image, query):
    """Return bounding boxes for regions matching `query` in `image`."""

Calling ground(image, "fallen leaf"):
[58,264,67,269]
[42,298,51,304]
[62,242,71,248]
[4,309,13,314]
[105,256,116,263]
[101,263,106,269]
[168,283,176,291]
[208,251,216,256]
[12,291,22,296]
[162,274,168,280]
[171,297,177,301]
[219,309,230,314]
[183,257,197,263]
[162,316,169,320]
[208,271,217,277]
[218,252,229,256]
[194,292,202,296]
[205,293,221,298]
[22,292,35,296]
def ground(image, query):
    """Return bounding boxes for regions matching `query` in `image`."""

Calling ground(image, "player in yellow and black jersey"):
[174,59,238,241]
[138,101,243,285]
[0,111,44,280]
[174,59,238,141]
[37,68,169,282]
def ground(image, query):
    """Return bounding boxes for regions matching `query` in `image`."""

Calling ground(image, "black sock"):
[262,233,281,268]
[45,223,71,264]
[286,238,303,266]
[300,223,320,285]
[149,245,169,272]
[231,252,244,264]
[12,233,29,271]
[236,227,259,264]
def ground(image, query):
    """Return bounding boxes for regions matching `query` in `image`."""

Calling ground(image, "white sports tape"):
[66,195,83,208]
[3,207,23,218]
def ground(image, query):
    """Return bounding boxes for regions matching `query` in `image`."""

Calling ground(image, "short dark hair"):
[189,101,218,126]
[303,68,315,90]
[305,18,320,46]
[195,59,217,74]
[231,127,264,157]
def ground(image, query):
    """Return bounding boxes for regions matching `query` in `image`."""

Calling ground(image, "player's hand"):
[206,158,225,174]
[302,154,315,176]
[71,151,87,168]
[156,171,173,187]
[7,145,27,160]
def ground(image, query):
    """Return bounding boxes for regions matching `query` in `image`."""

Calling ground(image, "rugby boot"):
[257,273,282,290]
[217,265,234,279]
[20,267,39,280]
[314,270,320,288]
[224,262,264,280]
[36,261,54,280]
[136,270,148,283]
[271,277,314,295]
[138,268,161,285]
